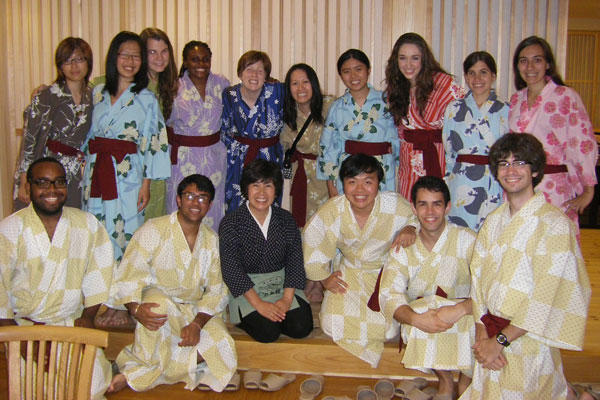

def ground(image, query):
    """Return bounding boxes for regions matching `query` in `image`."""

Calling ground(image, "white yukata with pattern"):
[110,212,236,392]
[0,205,114,400]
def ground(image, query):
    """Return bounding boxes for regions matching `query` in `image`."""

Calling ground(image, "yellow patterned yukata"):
[461,193,591,400]
[111,212,236,392]
[379,222,476,375]
[303,192,415,367]
[0,204,114,400]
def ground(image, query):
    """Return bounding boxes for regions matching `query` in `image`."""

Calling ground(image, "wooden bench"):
[99,229,600,382]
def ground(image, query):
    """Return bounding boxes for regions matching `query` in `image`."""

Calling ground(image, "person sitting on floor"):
[379,176,476,399]
[0,157,113,400]
[108,174,237,393]
[219,159,313,343]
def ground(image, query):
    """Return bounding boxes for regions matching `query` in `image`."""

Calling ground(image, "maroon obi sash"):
[456,154,489,165]
[290,151,317,228]
[403,129,443,178]
[345,140,392,156]
[235,135,280,166]
[88,137,137,201]
[544,164,568,174]
[480,312,511,338]
[46,139,83,158]
[167,127,220,165]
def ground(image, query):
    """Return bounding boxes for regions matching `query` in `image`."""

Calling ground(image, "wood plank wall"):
[0,0,567,217]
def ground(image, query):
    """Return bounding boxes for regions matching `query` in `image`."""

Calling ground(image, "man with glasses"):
[108,174,237,394]
[0,157,114,399]
[463,133,591,399]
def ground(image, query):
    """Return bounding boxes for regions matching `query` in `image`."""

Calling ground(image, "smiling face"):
[397,43,423,86]
[412,188,450,237]
[339,57,370,94]
[176,183,212,225]
[247,180,276,216]
[465,60,495,99]
[60,49,88,85]
[342,171,379,214]
[517,44,549,91]
[184,45,211,82]
[27,162,67,217]
[496,154,536,199]
[116,41,142,82]
[146,38,170,76]
[240,61,266,95]
[289,68,313,109]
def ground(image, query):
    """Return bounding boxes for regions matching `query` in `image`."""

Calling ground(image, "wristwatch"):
[496,332,510,347]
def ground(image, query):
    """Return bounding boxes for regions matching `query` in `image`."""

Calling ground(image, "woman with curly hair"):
[384,32,464,199]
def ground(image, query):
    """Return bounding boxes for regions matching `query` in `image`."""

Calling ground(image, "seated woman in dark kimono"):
[218,159,313,343]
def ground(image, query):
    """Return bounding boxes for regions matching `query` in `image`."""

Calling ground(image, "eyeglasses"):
[181,192,210,203]
[30,178,68,189]
[497,160,530,169]
[63,57,86,65]
[118,53,142,62]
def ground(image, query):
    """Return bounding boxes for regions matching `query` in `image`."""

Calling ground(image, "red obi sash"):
[166,126,220,165]
[544,164,568,174]
[345,140,392,156]
[290,151,317,228]
[403,129,443,177]
[46,139,83,158]
[456,154,489,165]
[88,137,137,200]
[235,135,280,166]
[480,312,511,337]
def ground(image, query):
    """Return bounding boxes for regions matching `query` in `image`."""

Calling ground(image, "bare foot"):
[107,373,128,393]
[457,372,472,397]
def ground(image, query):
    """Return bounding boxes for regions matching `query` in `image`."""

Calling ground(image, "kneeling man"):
[0,157,113,399]
[463,133,590,400]
[379,176,476,398]
[109,174,237,393]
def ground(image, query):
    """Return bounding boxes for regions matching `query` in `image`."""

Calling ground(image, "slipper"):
[400,388,433,400]
[357,385,378,400]
[196,382,211,391]
[396,378,429,397]
[243,368,261,390]
[224,372,240,391]
[258,373,296,391]
[374,379,395,399]
[299,374,325,400]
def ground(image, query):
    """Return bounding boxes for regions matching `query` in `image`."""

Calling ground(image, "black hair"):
[283,63,325,130]
[489,133,546,187]
[104,31,149,96]
[336,49,371,74]
[339,153,384,183]
[26,157,66,182]
[176,174,216,201]
[179,40,212,77]
[463,51,497,75]
[240,159,283,198]
[410,176,450,205]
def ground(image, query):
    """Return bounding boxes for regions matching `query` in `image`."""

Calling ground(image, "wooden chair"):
[0,325,109,400]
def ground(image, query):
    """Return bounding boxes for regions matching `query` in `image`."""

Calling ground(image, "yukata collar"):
[342,83,376,105]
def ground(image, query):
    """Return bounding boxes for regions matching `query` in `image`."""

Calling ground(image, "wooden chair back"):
[0,325,109,400]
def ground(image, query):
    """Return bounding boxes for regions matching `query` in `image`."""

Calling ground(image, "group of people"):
[1,26,596,400]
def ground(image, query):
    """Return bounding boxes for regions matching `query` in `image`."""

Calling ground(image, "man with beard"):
[0,157,114,400]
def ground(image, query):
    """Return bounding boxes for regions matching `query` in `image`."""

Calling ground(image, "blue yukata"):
[221,82,284,212]
[317,85,398,193]
[82,84,170,261]
[442,91,509,231]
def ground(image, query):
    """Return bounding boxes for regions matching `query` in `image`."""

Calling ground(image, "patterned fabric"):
[379,223,476,374]
[462,192,591,400]
[443,91,509,231]
[82,83,171,261]
[397,73,464,198]
[166,71,230,230]
[144,80,167,221]
[303,192,415,367]
[221,82,284,212]
[111,213,236,392]
[0,205,114,400]
[508,79,598,227]
[218,203,305,298]
[14,82,92,209]
[280,96,333,224]
[316,85,399,192]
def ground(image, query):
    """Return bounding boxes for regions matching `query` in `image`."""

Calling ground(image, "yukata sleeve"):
[195,232,229,315]
[218,214,254,298]
[81,217,115,308]
[220,87,237,148]
[564,89,598,188]
[141,96,170,180]
[283,212,306,290]
[469,224,490,324]
[442,101,458,179]
[18,90,52,173]
[0,218,19,319]
[303,201,340,281]
[317,100,344,181]
[379,248,411,323]
[382,105,400,167]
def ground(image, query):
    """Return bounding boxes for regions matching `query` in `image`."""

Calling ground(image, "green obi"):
[228,268,307,324]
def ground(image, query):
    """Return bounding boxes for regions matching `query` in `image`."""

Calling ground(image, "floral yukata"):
[221,82,284,212]
[317,85,398,193]
[82,84,170,261]
[443,91,509,231]
[167,71,230,230]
